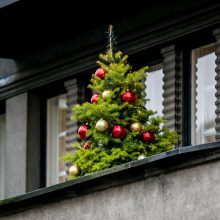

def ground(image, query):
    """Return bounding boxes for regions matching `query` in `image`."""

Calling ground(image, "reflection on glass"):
[145,66,164,116]
[191,44,216,145]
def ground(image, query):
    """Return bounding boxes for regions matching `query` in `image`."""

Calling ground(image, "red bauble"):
[121,91,137,104]
[95,68,106,79]
[78,124,89,139]
[142,131,155,144]
[112,125,127,139]
[91,94,99,103]
[83,142,91,149]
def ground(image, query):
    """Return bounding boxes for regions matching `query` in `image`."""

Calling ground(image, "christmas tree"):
[61,26,178,178]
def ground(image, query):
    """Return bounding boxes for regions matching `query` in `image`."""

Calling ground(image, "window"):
[47,94,68,186]
[0,114,5,199]
[191,44,217,145]
[145,64,164,116]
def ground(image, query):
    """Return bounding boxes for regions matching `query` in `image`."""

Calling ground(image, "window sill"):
[1,141,220,216]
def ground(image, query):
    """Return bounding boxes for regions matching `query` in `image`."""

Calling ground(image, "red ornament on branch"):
[121,91,137,104]
[95,68,106,79]
[91,94,99,103]
[112,125,127,139]
[142,131,155,144]
[83,142,91,149]
[78,124,89,139]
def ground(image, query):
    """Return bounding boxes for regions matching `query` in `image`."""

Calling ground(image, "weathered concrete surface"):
[2,159,220,220]
[5,93,27,199]
[4,93,43,198]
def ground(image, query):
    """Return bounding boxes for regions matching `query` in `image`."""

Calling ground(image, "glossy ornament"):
[91,94,99,103]
[138,155,146,160]
[130,122,142,133]
[69,164,80,177]
[78,124,89,139]
[95,119,108,132]
[142,131,155,144]
[121,91,137,104]
[95,68,106,79]
[112,125,127,139]
[102,90,111,100]
[83,142,91,149]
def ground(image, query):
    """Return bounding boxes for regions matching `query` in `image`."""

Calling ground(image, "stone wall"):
[2,147,220,220]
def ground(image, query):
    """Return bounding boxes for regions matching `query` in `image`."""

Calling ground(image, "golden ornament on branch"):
[95,118,109,132]
[130,122,142,133]
[69,164,80,177]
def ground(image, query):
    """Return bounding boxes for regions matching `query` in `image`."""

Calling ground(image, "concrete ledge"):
[1,141,220,217]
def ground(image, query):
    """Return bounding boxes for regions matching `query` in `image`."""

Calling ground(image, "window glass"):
[191,44,216,145]
[145,65,164,116]
[47,94,67,186]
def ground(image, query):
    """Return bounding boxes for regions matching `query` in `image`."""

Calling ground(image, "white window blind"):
[191,44,217,145]
[47,95,67,186]
[145,65,164,116]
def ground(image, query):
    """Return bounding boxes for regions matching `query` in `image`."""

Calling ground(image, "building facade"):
[1,0,220,218]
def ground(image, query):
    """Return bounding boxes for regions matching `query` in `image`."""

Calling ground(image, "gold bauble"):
[102,90,111,100]
[69,164,80,177]
[95,118,108,132]
[130,122,142,133]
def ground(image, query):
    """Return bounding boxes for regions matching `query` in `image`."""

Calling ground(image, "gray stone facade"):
[1,148,220,220]
[5,93,28,198]
[4,93,42,198]
[1,1,220,219]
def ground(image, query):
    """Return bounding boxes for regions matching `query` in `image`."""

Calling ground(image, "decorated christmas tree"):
[61,26,178,178]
